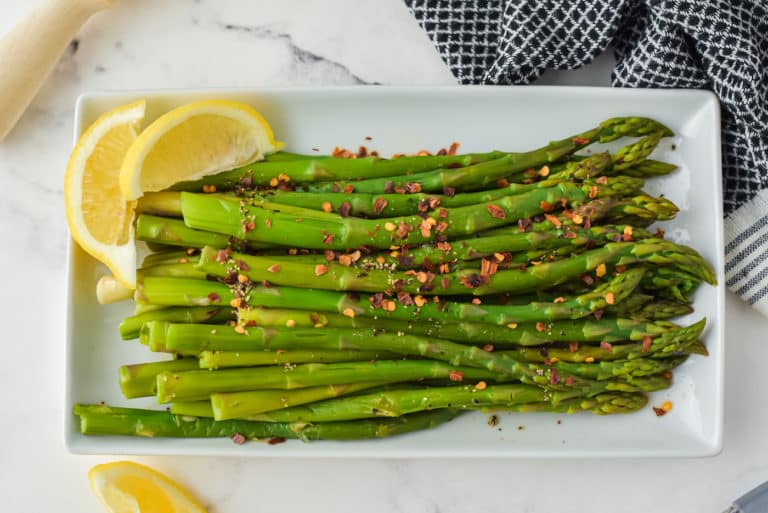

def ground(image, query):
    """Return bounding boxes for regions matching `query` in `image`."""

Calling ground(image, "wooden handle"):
[0,0,117,141]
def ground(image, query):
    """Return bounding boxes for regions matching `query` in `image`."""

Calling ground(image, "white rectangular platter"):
[66,86,724,457]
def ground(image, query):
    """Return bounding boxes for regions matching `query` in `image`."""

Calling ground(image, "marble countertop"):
[1,1,766,512]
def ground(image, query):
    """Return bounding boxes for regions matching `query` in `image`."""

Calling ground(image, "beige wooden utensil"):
[0,0,118,141]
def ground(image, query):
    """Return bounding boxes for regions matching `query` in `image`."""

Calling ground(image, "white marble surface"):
[0,1,766,511]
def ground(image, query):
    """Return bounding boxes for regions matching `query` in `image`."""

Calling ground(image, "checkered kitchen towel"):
[405,0,768,314]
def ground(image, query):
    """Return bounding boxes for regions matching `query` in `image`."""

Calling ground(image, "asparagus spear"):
[155,360,512,402]
[198,237,714,296]
[484,392,649,415]
[198,349,399,369]
[192,382,393,415]
[238,306,681,346]
[74,404,460,441]
[267,153,613,217]
[119,306,235,340]
[137,267,644,324]
[304,118,672,194]
[159,322,550,376]
[211,384,571,421]
[119,359,199,399]
[180,177,643,250]
[136,214,233,248]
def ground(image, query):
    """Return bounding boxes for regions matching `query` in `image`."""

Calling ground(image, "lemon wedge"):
[120,99,280,200]
[64,100,145,289]
[89,461,208,513]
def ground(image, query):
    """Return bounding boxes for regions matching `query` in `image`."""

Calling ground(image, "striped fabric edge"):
[725,187,768,316]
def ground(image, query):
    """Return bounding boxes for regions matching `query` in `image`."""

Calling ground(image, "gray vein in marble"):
[219,22,374,85]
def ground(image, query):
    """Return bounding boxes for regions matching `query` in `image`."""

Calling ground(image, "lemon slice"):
[89,461,208,513]
[64,100,145,289]
[120,99,280,200]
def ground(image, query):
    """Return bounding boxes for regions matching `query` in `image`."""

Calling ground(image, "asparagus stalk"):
[304,118,672,194]
[238,306,682,346]
[484,392,649,415]
[119,306,235,340]
[198,349,399,369]
[198,237,714,296]
[268,153,613,216]
[137,267,644,324]
[211,384,571,421]
[155,360,511,402]
[159,322,550,376]
[180,177,643,250]
[119,359,199,398]
[136,214,234,248]
[192,382,393,415]
[74,404,460,441]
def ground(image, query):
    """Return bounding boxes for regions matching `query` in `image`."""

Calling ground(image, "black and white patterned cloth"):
[405,0,768,314]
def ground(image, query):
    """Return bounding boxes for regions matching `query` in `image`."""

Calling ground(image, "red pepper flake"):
[583,216,592,229]
[448,142,460,155]
[565,376,575,386]
[242,220,256,233]
[600,341,613,352]
[419,220,432,238]
[615,264,627,273]
[480,258,499,278]
[236,260,250,272]
[641,336,653,352]
[496,178,510,187]
[549,368,561,385]
[535,322,546,332]
[383,180,394,193]
[373,198,388,215]
[517,218,532,233]
[324,250,336,262]
[230,432,246,445]
[663,371,673,380]
[486,204,506,219]
[268,436,287,445]
[581,275,595,285]
[436,241,452,252]
[331,183,340,193]
[267,264,281,273]
[443,187,456,197]
[321,201,333,213]
[449,370,464,382]
[595,263,607,278]
[544,214,562,228]
[322,233,335,245]
[623,225,634,242]
[441,277,450,289]
[438,209,449,219]
[396,222,411,239]
[539,200,554,212]
[343,185,354,194]
[405,182,422,193]
[338,254,352,266]
[315,264,328,276]
[655,227,665,238]
[459,273,483,288]
[538,166,550,177]
[342,308,356,318]
[216,249,230,263]
[572,136,590,145]
[569,342,579,352]
[357,146,369,158]
[605,292,615,305]
[207,292,221,303]
[652,407,669,417]
[471,298,482,305]
[384,300,397,312]
[593,309,604,320]
[338,202,352,217]
[397,291,414,306]
[482,344,494,352]
[553,297,564,304]
[588,185,599,199]
[596,175,608,185]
